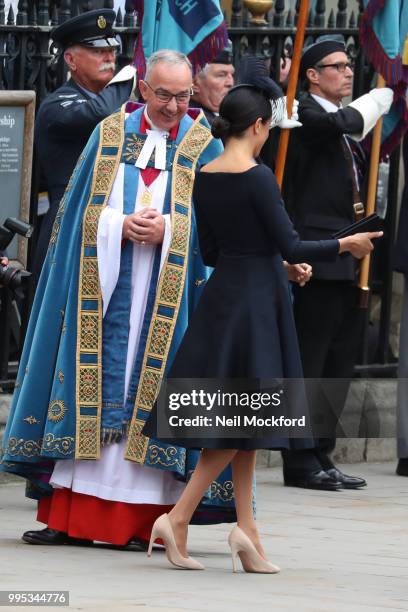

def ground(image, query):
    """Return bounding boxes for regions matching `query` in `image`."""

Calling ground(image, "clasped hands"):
[284,262,312,286]
[121,213,312,285]
[122,208,165,246]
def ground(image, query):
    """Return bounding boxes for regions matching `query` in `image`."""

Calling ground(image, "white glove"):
[275,97,302,129]
[348,87,393,141]
[368,87,394,115]
[107,65,137,89]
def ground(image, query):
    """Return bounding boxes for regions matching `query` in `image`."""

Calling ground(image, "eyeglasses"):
[143,81,194,104]
[315,62,354,73]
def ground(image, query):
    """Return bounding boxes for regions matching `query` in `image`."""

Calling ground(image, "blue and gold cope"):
[0,105,237,518]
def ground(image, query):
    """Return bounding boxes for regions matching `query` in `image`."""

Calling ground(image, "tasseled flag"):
[132,0,228,79]
[360,0,408,159]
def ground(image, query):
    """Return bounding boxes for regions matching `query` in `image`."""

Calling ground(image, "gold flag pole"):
[358,74,386,308]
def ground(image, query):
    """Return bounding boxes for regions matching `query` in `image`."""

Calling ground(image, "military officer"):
[33,9,136,280]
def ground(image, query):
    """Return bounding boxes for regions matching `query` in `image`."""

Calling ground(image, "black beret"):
[300,36,346,80]
[51,9,120,50]
[210,49,233,65]
[210,39,233,65]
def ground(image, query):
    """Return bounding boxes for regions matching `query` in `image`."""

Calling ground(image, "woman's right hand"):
[338,231,383,259]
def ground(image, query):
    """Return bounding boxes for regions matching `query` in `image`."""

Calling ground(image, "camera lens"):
[0,265,30,291]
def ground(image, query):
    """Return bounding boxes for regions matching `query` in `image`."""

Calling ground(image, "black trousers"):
[283,280,364,472]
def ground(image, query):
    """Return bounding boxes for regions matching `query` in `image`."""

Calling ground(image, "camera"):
[0,217,33,295]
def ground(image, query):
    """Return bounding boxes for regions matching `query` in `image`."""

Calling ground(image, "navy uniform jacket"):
[280,94,365,281]
[34,73,134,276]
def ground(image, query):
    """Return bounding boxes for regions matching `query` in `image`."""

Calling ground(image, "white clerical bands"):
[135,129,168,170]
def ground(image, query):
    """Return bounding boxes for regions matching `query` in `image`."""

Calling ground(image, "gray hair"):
[195,63,210,80]
[145,49,192,81]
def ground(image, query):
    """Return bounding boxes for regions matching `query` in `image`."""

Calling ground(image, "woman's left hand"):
[285,262,312,286]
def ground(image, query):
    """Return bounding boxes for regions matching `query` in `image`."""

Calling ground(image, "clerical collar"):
[141,107,179,141]
[132,109,178,170]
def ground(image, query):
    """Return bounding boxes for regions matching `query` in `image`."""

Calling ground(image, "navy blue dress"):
[143,164,339,449]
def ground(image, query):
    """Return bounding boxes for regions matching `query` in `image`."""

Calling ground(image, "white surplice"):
[50,121,185,505]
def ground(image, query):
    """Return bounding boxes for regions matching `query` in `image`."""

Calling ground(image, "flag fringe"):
[188,22,229,75]
[359,0,408,158]
[360,13,403,86]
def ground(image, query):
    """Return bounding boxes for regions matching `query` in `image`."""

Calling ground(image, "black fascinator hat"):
[212,55,286,140]
[237,54,283,101]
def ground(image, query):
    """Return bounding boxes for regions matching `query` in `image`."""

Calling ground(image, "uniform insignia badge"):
[97,15,107,29]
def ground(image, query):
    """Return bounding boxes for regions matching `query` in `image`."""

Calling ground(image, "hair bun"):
[211,116,231,139]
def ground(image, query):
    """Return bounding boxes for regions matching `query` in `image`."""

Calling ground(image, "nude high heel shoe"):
[228,526,280,574]
[147,514,204,570]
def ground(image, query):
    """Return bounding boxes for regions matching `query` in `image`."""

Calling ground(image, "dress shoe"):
[147,514,204,570]
[126,538,149,551]
[22,527,93,546]
[228,526,280,574]
[284,469,342,491]
[326,467,367,489]
[396,458,408,476]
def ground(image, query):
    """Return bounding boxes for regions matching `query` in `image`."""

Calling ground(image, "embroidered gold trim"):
[210,480,234,502]
[75,106,125,460]
[147,444,186,470]
[4,434,74,457]
[125,112,212,463]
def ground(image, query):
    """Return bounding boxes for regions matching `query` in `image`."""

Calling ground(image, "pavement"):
[0,462,407,612]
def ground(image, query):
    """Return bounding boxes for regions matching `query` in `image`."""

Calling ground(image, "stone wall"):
[257,379,398,467]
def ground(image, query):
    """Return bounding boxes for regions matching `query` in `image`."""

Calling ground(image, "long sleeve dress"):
[143,163,340,450]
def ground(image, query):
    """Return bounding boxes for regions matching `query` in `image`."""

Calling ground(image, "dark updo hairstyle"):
[211,85,272,141]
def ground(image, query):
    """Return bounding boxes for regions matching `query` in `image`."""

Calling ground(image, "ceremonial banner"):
[360,0,408,158]
[132,0,228,77]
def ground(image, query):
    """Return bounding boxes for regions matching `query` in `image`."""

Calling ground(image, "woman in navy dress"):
[143,83,382,573]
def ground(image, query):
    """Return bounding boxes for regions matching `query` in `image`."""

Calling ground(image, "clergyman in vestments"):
[1,50,236,547]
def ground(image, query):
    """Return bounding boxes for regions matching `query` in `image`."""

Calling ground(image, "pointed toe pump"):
[148,514,204,570]
[228,526,280,574]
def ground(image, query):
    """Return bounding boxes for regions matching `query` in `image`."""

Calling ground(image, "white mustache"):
[99,63,115,72]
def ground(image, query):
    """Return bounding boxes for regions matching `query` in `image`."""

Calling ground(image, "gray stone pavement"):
[0,462,407,612]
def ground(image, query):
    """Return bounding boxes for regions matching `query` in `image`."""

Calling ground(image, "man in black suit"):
[33,9,136,280]
[280,36,393,490]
